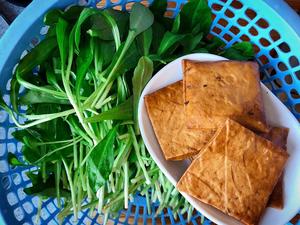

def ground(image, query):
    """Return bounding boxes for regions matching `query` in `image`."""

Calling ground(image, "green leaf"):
[181,32,203,53]
[63,6,84,22]
[130,3,154,37]
[205,36,225,53]
[22,145,42,164]
[180,0,212,35]
[222,42,255,60]
[8,153,27,167]
[132,56,153,134]
[45,63,62,90]
[86,97,133,123]
[75,8,99,50]
[151,22,165,52]
[87,9,129,42]
[149,0,167,20]
[75,37,93,101]
[172,14,181,33]
[108,42,140,80]
[0,91,8,110]
[88,126,118,192]
[44,9,63,25]
[56,18,69,68]
[16,37,57,76]
[158,31,186,55]
[87,10,121,48]
[19,90,70,105]
[117,75,128,104]
[24,173,70,198]
[136,27,153,56]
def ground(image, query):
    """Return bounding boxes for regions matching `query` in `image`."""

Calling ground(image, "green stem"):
[61,34,98,143]
[123,162,129,209]
[34,137,83,164]
[62,158,78,222]
[129,125,151,184]
[97,186,104,213]
[84,31,136,109]
[55,160,62,208]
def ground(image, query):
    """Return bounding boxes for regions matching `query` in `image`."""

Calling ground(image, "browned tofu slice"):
[177,119,289,225]
[183,60,268,133]
[260,127,289,209]
[144,81,214,160]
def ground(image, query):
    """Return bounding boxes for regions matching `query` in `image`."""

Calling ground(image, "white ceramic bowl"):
[138,53,300,225]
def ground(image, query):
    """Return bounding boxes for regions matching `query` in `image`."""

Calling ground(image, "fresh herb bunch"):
[0,0,254,223]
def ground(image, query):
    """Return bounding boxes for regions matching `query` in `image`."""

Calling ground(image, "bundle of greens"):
[0,0,254,223]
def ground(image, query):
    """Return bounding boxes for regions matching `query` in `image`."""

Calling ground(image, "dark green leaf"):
[136,27,153,56]
[204,36,225,53]
[44,9,63,25]
[10,77,20,112]
[24,173,70,198]
[172,14,181,33]
[151,22,165,52]
[180,0,212,35]
[56,18,69,68]
[22,145,42,164]
[117,75,128,104]
[75,8,100,50]
[8,153,27,167]
[222,41,255,60]
[181,32,203,53]
[0,91,8,110]
[63,6,84,22]
[19,90,70,105]
[158,31,186,55]
[107,42,140,81]
[45,63,62,90]
[75,37,93,101]
[87,10,122,45]
[130,3,154,36]
[86,97,133,123]
[16,37,57,76]
[149,0,167,21]
[88,126,118,192]
[132,56,153,134]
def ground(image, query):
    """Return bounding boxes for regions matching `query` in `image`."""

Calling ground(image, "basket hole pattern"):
[209,0,300,118]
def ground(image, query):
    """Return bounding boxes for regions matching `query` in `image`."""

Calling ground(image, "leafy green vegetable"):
[136,27,153,56]
[88,126,118,192]
[158,31,186,55]
[20,90,70,105]
[75,8,99,50]
[222,41,255,60]
[44,9,63,25]
[180,0,212,35]
[86,97,133,123]
[130,3,154,37]
[132,56,153,134]
[16,37,57,76]
[8,153,27,167]
[75,37,93,102]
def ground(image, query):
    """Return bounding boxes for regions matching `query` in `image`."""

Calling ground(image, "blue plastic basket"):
[0,0,300,224]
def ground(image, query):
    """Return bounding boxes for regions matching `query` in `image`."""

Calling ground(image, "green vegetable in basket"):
[0,0,255,224]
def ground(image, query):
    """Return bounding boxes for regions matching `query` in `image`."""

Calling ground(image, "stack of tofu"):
[144,60,289,225]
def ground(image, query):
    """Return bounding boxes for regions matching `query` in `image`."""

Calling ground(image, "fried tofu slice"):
[261,127,289,209]
[177,119,289,225]
[144,81,214,160]
[183,60,268,133]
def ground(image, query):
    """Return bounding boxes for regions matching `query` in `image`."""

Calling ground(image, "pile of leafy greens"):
[0,0,254,223]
